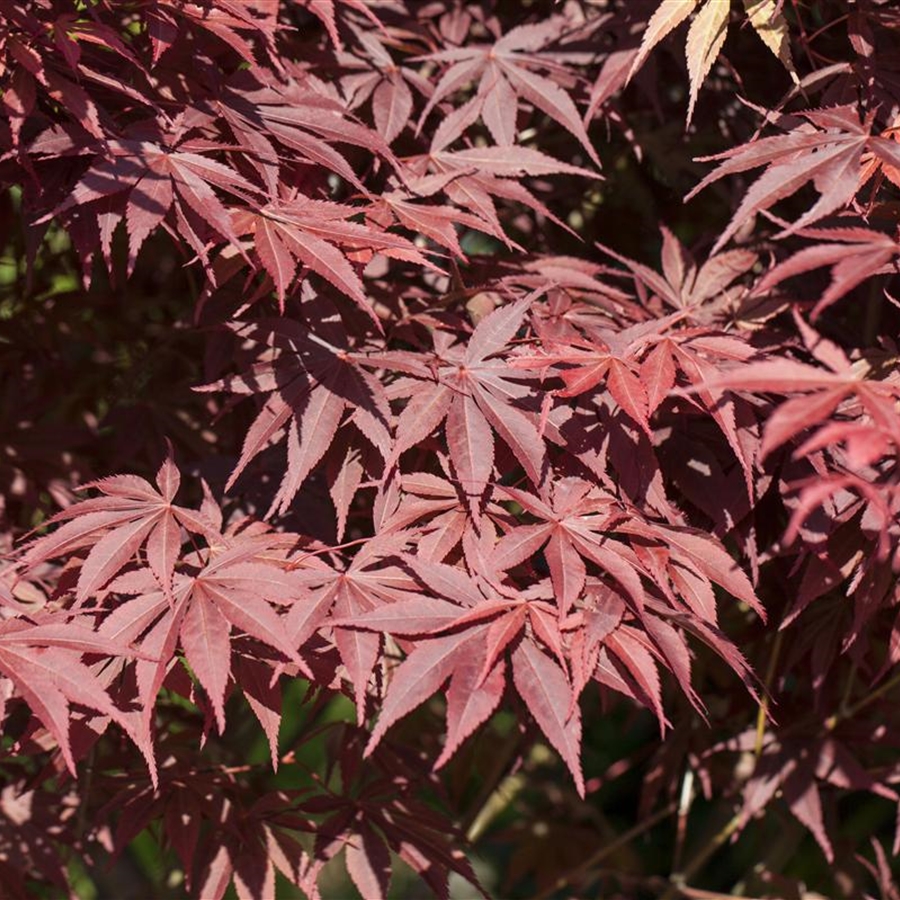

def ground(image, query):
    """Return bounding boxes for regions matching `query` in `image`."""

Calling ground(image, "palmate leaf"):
[628,0,796,123]
[710,727,897,865]
[364,293,548,513]
[491,477,763,635]
[250,79,400,189]
[514,306,761,504]
[399,143,596,245]
[515,292,761,493]
[336,530,758,792]
[34,125,262,274]
[371,174,510,258]
[0,618,151,777]
[686,106,900,252]
[211,71,396,194]
[592,228,761,326]
[294,0,385,49]
[752,225,900,317]
[511,308,692,432]
[693,315,900,459]
[334,562,584,791]
[374,471,511,565]
[418,18,601,166]
[199,314,392,516]
[145,0,279,65]
[100,550,309,735]
[339,25,428,146]
[232,196,437,315]
[106,772,316,900]
[1,3,148,147]
[18,452,213,601]
[490,479,623,618]
[281,533,428,721]
[305,729,486,900]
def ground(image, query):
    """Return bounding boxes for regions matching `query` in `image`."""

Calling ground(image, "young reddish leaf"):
[512,639,584,797]
[744,0,796,77]
[365,631,472,756]
[18,451,200,601]
[685,0,729,127]
[628,1,699,82]
[372,75,413,145]
[753,227,899,318]
[687,107,876,252]
[345,824,392,900]
[437,654,505,769]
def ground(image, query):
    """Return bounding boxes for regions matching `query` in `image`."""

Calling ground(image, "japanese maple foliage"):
[3,1,900,898]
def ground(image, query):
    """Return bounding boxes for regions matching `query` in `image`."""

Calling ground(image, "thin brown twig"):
[830,667,900,728]
[660,812,742,900]
[754,628,784,757]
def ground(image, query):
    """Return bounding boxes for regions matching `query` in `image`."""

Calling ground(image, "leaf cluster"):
[2,1,900,898]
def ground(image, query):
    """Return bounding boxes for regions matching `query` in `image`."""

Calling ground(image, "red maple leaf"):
[687,106,900,251]
[19,451,214,601]
[362,293,548,514]
[334,555,584,793]
[0,617,149,775]
[99,541,309,735]
[199,314,393,517]
[34,122,261,274]
[418,18,601,166]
